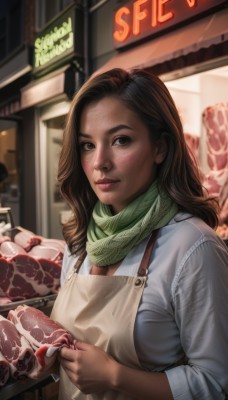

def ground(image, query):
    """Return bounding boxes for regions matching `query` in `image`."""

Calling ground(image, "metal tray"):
[0,373,55,400]
[0,294,57,317]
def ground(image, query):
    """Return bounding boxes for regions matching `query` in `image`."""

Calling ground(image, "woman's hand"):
[58,341,118,394]
[59,342,173,399]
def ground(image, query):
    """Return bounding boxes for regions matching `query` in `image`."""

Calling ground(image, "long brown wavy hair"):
[58,68,219,254]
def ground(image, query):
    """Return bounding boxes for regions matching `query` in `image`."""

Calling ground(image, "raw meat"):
[0,296,12,305]
[40,238,65,254]
[0,241,26,258]
[0,315,37,382]
[202,102,228,171]
[14,228,41,252]
[202,102,228,225]
[0,228,63,302]
[0,255,50,300]
[38,258,61,293]
[0,257,14,298]
[8,305,76,377]
[0,352,10,387]
[28,245,63,263]
[0,234,11,244]
[184,132,200,163]
[0,253,61,301]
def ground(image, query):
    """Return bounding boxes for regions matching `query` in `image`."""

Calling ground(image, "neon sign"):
[33,6,84,74]
[34,18,73,68]
[113,0,225,48]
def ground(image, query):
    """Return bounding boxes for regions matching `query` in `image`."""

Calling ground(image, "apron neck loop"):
[137,230,159,277]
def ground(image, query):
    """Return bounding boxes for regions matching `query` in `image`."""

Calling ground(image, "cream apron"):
[51,232,158,400]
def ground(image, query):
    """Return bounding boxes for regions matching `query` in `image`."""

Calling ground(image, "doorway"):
[38,101,70,239]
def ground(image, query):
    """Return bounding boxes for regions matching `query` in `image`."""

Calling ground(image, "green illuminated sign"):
[33,6,83,74]
[35,17,74,68]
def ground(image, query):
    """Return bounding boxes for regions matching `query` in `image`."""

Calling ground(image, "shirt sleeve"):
[165,237,228,400]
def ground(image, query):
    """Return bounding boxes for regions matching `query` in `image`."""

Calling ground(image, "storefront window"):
[0,0,22,62]
[0,121,20,226]
[35,0,74,29]
[165,65,228,175]
[165,64,228,238]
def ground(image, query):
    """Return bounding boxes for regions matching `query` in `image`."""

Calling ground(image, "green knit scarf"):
[86,181,178,266]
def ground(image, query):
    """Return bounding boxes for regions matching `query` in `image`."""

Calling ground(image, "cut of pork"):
[8,305,76,377]
[0,352,10,387]
[28,245,63,264]
[14,228,41,252]
[0,234,11,245]
[202,102,228,171]
[184,132,200,163]
[0,255,51,300]
[0,227,64,302]
[38,258,61,292]
[0,254,61,301]
[40,238,66,254]
[202,102,228,225]
[0,315,37,381]
[0,296,12,304]
[0,257,14,298]
[0,241,26,258]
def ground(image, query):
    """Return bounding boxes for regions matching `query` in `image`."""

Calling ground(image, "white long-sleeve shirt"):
[60,212,228,400]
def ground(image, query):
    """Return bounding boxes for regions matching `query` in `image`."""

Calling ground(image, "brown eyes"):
[79,136,131,151]
[79,142,94,151]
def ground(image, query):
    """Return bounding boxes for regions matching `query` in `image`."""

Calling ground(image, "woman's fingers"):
[58,342,117,393]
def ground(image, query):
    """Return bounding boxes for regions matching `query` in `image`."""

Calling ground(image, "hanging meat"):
[202,102,228,227]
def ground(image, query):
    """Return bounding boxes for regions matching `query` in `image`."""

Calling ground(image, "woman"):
[51,68,228,400]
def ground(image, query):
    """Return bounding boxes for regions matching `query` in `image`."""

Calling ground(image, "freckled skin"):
[79,97,166,213]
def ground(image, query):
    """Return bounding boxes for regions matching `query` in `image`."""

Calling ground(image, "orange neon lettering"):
[151,0,157,27]
[133,0,148,35]
[186,0,197,7]
[158,0,174,23]
[113,7,130,42]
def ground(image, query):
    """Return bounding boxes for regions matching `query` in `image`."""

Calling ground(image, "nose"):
[93,145,112,171]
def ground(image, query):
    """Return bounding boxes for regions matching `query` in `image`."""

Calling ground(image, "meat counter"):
[0,294,59,400]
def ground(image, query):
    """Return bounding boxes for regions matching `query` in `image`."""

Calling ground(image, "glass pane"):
[165,65,228,239]
[0,124,20,227]
[9,0,21,51]
[46,115,68,239]
[45,0,60,24]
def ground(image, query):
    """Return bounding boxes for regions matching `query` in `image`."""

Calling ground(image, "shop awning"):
[20,65,75,109]
[93,9,228,76]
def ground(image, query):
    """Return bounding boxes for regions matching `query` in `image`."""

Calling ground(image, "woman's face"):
[79,96,166,213]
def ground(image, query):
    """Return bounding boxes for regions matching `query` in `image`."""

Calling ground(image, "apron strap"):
[74,250,87,273]
[137,230,159,277]
[74,230,159,276]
